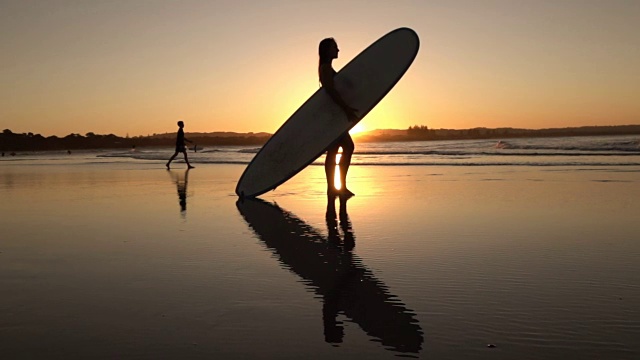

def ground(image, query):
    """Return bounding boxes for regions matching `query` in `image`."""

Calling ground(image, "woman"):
[319,37,358,196]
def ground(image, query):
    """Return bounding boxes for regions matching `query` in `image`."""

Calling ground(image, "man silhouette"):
[166,120,194,169]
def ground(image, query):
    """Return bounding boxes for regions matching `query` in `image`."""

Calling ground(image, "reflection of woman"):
[325,194,354,252]
[236,198,423,354]
[319,38,357,196]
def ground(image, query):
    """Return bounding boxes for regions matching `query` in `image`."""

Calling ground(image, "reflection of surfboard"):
[236,198,423,354]
[236,28,420,197]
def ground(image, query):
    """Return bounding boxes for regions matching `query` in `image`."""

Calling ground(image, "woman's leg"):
[338,134,354,195]
[325,144,339,194]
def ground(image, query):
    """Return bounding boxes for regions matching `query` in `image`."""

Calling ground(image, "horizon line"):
[4,124,640,139]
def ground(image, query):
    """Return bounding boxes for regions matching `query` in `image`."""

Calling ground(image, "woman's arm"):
[319,64,358,121]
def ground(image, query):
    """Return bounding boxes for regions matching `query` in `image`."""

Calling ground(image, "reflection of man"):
[169,169,190,213]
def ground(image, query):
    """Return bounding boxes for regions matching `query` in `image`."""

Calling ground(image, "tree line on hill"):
[2,125,639,152]
[0,129,271,152]
[356,124,640,142]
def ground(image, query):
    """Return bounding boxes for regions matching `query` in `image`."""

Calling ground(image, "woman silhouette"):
[319,38,358,196]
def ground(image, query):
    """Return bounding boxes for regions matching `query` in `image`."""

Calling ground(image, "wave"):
[94,154,640,167]
[92,135,640,168]
[237,148,261,154]
[199,148,261,153]
[497,145,640,153]
[101,149,640,158]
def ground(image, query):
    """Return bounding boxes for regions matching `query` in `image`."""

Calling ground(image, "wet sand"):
[1,159,639,359]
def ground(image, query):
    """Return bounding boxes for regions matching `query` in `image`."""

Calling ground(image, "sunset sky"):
[1,0,639,137]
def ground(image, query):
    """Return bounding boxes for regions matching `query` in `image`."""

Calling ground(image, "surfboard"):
[236,27,420,198]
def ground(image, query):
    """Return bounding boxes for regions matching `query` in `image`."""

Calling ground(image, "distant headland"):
[2,125,639,152]
[355,125,640,142]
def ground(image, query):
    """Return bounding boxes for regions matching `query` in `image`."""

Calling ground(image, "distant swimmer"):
[319,37,358,197]
[166,120,195,170]
[495,140,509,149]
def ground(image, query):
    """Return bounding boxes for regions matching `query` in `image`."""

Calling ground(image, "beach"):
[1,149,639,359]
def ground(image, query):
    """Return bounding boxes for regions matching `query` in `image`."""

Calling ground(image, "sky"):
[1,0,639,137]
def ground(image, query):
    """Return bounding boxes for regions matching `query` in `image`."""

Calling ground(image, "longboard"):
[236,28,420,198]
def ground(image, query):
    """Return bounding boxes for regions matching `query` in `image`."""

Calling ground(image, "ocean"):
[102,134,640,167]
[4,135,640,168]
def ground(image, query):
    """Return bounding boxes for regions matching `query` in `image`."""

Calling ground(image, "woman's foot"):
[188,165,195,169]
[340,188,355,197]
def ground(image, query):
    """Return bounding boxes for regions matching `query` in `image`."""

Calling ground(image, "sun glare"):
[334,165,342,190]
[334,153,342,190]
[349,123,366,135]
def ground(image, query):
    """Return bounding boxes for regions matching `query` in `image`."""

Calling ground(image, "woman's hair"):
[318,37,336,66]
